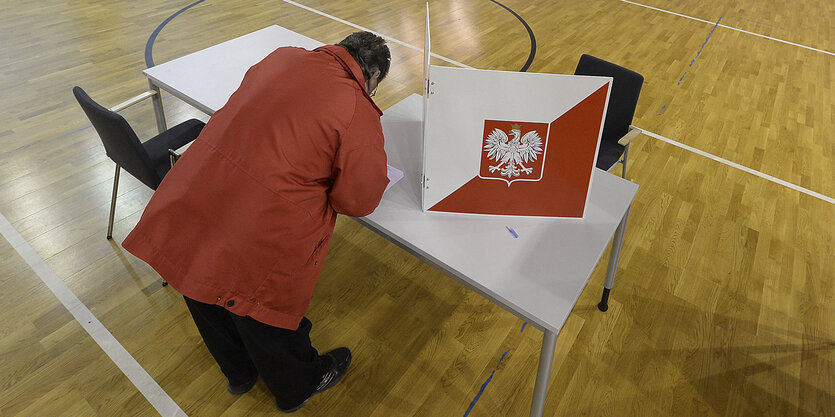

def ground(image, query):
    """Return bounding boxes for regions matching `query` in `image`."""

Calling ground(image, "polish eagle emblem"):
[483,123,544,179]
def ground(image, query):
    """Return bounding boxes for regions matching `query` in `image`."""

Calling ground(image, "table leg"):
[148,80,167,134]
[529,330,558,417]
[598,204,632,312]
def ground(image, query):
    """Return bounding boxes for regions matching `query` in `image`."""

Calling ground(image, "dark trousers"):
[183,297,326,409]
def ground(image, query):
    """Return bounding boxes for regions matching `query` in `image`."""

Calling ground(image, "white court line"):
[285,0,834,205]
[618,0,835,57]
[282,0,473,68]
[638,128,835,205]
[0,212,188,417]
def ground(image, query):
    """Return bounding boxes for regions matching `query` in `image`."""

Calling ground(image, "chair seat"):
[142,118,205,186]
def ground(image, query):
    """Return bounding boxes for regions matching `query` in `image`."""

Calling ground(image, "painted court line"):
[285,0,833,205]
[282,0,473,69]
[618,0,834,57]
[463,350,510,416]
[733,16,790,32]
[0,212,188,417]
[677,16,721,86]
[637,128,835,205]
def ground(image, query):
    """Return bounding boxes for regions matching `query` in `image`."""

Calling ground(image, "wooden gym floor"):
[0,0,832,416]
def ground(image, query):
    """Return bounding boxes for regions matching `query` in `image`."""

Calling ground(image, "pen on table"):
[506,226,519,238]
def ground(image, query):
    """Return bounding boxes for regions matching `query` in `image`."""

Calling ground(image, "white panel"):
[421,3,431,210]
[423,65,611,211]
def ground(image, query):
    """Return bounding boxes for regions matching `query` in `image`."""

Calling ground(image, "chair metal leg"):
[621,142,630,179]
[107,165,120,240]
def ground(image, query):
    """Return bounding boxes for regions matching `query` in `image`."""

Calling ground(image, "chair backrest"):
[574,54,643,152]
[72,86,163,189]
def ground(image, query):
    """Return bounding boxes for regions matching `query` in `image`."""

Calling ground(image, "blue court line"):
[658,16,721,114]
[47,125,93,143]
[463,350,510,416]
[144,0,206,68]
[463,1,535,408]
[489,0,537,72]
[693,17,722,62]
[677,16,722,86]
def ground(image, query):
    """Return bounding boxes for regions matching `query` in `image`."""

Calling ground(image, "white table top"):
[358,95,638,333]
[144,25,323,115]
[144,26,639,334]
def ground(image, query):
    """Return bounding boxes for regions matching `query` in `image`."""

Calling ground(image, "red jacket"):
[122,45,388,330]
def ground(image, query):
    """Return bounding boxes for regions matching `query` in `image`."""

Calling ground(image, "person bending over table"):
[122,31,391,413]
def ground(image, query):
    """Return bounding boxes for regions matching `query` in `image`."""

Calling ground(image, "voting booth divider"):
[420,6,612,219]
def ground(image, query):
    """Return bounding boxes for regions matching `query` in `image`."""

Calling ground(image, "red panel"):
[429,83,609,217]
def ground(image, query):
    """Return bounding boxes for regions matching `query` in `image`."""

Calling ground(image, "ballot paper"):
[386,165,404,192]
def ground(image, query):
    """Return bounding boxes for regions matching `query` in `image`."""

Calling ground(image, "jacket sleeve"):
[328,120,388,217]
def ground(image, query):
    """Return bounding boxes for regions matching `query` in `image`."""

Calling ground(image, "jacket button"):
[216,297,221,301]
[227,300,235,307]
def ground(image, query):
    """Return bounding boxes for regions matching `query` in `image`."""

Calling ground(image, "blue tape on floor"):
[463,350,510,416]
[661,16,722,115]
[735,16,789,31]
[676,16,722,86]
[47,125,93,143]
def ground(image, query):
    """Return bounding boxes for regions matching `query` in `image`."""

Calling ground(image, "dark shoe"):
[227,376,257,395]
[277,347,352,413]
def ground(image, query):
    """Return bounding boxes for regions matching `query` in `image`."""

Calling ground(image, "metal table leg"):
[598,204,632,312]
[529,330,558,417]
[106,165,120,240]
[148,80,167,134]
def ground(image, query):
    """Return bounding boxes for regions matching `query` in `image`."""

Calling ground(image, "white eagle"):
[483,124,544,178]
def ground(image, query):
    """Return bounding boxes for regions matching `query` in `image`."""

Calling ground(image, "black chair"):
[73,86,204,239]
[574,54,644,178]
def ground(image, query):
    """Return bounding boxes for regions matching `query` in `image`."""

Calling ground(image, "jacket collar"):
[316,45,383,116]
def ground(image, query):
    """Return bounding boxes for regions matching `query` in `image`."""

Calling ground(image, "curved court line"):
[488,0,537,72]
[145,0,207,67]
[283,0,472,69]
[618,0,834,57]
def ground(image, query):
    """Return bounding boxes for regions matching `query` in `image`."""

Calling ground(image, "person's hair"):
[337,32,391,83]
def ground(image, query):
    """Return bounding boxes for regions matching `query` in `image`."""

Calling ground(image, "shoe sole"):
[228,376,258,395]
[277,350,352,413]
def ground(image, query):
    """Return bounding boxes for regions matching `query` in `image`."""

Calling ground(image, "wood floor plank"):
[1,0,832,415]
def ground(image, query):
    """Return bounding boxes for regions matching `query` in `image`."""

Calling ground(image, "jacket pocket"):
[307,236,327,266]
